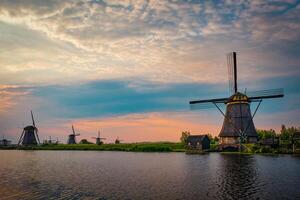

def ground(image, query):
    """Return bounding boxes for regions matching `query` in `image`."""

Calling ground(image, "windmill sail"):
[247,88,284,100]
[227,52,237,95]
[31,110,35,127]
[190,97,228,110]
[35,128,40,144]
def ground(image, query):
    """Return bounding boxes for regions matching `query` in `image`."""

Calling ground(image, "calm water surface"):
[0,151,299,200]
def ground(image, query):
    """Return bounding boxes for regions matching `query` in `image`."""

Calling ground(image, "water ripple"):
[0,151,299,200]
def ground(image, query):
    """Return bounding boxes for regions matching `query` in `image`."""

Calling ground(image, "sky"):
[0,0,299,143]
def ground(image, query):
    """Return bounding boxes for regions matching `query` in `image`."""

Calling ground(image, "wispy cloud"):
[0,0,299,84]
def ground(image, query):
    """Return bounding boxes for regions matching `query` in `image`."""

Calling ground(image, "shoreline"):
[0,149,298,156]
[0,143,298,156]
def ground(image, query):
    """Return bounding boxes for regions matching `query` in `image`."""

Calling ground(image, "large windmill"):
[190,52,284,147]
[67,125,80,144]
[92,130,106,145]
[18,111,40,146]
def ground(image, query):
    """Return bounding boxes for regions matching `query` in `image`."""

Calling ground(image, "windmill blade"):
[72,125,75,135]
[227,52,238,95]
[189,97,228,110]
[18,130,25,145]
[35,128,40,144]
[31,110,36,127]
[190,102,217,110]
[98,130,100,138]
[190,97,228,104]
[92,137,97,139]
[248,88,284,100]
[100,138,106,140]
[75,134,80,136]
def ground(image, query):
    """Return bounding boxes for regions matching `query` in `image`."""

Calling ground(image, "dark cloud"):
[20,75,297,119]
[30,79,226,118]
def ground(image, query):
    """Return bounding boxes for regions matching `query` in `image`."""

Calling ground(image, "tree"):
[279,124,300,141]
[213,136,219,142]
[207,133,213,141]
[79,139,93,144]
[257,129,276,139]
[180,131,190,145]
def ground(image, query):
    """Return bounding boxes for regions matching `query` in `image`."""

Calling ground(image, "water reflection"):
[0,151,299,200]
[215,154,261,200]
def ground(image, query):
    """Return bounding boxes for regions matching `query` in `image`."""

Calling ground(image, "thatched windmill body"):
[190,52,284,146]
[67,125,80,144]
[92,130,106,145]
[18,111,40,146]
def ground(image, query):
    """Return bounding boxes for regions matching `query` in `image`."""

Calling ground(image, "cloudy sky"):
[0,0,299,143]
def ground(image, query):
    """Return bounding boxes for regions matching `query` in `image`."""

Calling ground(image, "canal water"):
[0,151,299,200]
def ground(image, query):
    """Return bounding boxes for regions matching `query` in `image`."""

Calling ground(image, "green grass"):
[16,142,185,152]
[4,142,295,155]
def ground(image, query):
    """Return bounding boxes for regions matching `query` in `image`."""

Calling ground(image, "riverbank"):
[0,142,298,155]
[0,142,186,152]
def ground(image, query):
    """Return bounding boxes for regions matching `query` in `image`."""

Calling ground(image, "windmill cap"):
[228,92,249,103]
[24,125,37,130]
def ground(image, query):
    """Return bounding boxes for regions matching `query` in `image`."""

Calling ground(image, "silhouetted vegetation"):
[180,131,190,146]
[242,125,300,154]
[257,125,299,140]
[79,139,93,144]
[257,129,276,139]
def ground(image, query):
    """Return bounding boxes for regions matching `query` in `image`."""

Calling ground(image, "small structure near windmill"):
[259,137,279,148]
[0,136,11,146]
[186,135,210,153]
[18,111,40,146]
[190,52,284,150]
[92,130,106,145]
[115,137,123,144]
[67,125,80,144]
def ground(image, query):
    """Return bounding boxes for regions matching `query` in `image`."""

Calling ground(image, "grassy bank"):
[1,142,297,154]
[13,142,185,152]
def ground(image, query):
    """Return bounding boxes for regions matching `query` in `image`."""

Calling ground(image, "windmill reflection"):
[215,154,262,200]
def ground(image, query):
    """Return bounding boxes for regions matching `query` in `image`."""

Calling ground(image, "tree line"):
[180,124,300,144]
[257,124,300,141]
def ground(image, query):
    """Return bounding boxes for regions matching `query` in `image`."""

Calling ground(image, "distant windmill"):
[67,125,80,144]
[92,130,106,145]
[190,52,284,147]
[0,135,11,146]
[46,136,56,144]
[115,137,123,144]
[18,111,40,146]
